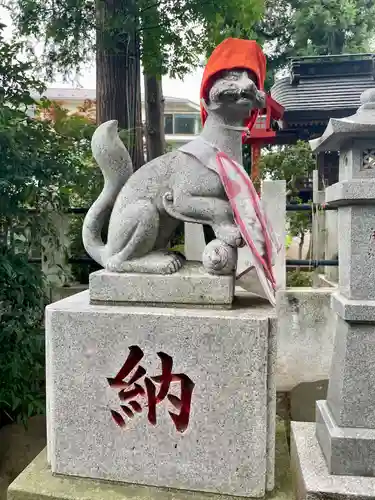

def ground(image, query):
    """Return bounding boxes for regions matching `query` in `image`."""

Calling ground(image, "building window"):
[164,114,173,134]
[174,114,197,135]
[26,105,36,118]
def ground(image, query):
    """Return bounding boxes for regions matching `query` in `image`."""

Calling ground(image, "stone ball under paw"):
[202,239,237,275]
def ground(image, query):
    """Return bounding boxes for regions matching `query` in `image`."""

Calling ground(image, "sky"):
[1,7,204,104]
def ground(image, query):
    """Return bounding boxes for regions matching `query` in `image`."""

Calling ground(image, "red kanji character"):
[168,374,195,433]
[107,346,146,427]
[146,353,195,432]
[108,347,194,433]
[145,352,173,425]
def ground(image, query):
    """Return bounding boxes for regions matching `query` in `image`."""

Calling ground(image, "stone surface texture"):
[202,239,238,276]
[331,291,375,322]
[82,66,264,276]
[184,223,206,262]
[325,316,375,429]
[46,291,276,498]
[325,179,375,205]
[291,421,375,500]
[276,288,336,391]
[338,141,375,182]
[316,400,375,477]
[337,206,375,301]
[266,316,277,492]
[8,450,252,500]
[89,263,235,306]
[8,418,293,500]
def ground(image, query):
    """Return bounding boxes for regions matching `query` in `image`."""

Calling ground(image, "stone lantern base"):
[291,422,375,500]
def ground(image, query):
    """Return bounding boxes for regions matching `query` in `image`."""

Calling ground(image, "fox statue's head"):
[200,38,266,132]
[204,68,265,122]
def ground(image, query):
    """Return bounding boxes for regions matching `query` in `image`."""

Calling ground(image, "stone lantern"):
[292,89,375,499]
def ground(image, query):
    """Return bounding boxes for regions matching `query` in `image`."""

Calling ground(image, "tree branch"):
[139,0,169,14]
[136,23,164,33]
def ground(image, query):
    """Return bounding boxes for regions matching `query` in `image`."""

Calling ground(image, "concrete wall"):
[276,288,336,392]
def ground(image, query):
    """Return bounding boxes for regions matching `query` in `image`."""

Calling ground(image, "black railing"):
[26,203,339,268]
[286,259,338,268]
[286,203,336,211]
[29,203,335,214]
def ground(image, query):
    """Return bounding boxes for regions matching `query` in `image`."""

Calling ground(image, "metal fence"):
[285,203,338,268]
[27,203,339,268]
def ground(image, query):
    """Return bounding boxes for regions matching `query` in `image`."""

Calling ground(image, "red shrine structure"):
[247,95,285,182]
[247,53,375,200]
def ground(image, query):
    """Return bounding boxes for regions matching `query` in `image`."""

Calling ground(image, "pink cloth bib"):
[216,152,281,306]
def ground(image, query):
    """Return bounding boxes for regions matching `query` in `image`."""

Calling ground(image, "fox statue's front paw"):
[213,224,243,248]
[202,239,237,275]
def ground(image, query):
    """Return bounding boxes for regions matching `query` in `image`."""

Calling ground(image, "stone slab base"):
[89,263,235,306]
[316,400,375,476]
[8,420,293,500]
[291,421,375,500]
[46,291,276,498]
[6,449,252,500]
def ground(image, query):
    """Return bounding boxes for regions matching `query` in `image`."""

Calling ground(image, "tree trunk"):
[141,1,165,161]
[329,30,346,54]
[130,34,145,171]
[306,230,313,261]
[298,231,305,260]
[144,74,165,161]
[96,0,144,170]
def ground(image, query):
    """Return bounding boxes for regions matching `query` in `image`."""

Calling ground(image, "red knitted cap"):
[200,38,266,136]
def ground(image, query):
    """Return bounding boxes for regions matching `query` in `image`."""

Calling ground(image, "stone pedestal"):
[292,89,375,500]
[45,290,276,498]
[89,263,234,306]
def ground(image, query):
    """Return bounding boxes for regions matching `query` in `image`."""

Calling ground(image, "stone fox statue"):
[83,38,266,274]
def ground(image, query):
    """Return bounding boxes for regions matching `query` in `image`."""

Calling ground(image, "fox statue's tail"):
[82,120,133,266]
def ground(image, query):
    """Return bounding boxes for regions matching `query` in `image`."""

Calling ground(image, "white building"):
[34,88,201,148]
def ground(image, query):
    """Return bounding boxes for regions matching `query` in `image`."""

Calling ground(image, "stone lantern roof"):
[310,89,375,153]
